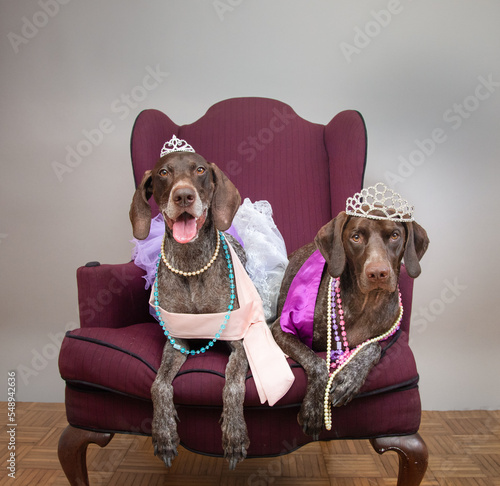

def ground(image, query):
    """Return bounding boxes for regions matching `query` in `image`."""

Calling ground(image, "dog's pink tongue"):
[172,216,197,244]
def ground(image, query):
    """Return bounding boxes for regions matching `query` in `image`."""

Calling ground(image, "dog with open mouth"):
[130,136,294,469]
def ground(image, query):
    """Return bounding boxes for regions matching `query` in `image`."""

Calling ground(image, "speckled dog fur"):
[130,152,248,469]
[272,211,429,439]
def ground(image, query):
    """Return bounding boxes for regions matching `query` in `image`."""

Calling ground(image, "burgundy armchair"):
[58,97,428,485]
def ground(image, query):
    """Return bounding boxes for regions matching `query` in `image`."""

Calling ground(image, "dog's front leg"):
[221,340,250,470]
[151,339,188,468]
[329,342,381,407]
[272,320,328,440]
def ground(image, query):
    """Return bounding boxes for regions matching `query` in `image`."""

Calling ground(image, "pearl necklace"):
[153,232,235,356]
[161,229,220,277]
[324,277,403,431]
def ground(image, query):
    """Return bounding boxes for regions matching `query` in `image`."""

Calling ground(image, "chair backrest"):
[130,97,367,254]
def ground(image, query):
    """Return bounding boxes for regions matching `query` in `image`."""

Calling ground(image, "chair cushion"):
[60,322,421,455]
[59,322,418,408]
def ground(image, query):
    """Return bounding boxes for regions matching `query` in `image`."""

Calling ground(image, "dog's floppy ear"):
[129,170,153,240]
[210,163,241,231]
[314,211,350,278]
[403,221,429,278]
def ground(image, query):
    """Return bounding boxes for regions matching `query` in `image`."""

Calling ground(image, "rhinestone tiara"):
[160,135,195,157]
[345,183,414,222]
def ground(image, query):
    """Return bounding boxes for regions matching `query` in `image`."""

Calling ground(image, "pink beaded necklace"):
[324,277,403,430]
[326,277,348,370]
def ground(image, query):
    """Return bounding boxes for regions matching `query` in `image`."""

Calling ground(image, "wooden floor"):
[1,402,499,485]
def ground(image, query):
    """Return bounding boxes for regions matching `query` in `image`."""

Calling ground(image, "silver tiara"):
[345,183,414,222]
[160,135,195,157]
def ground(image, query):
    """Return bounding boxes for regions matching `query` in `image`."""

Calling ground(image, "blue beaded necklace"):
[153,231,235,355]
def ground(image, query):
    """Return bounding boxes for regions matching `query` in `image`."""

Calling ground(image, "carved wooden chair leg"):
[58,424,114,486]
[369,433,428,486]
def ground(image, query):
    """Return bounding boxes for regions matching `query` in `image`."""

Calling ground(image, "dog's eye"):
[159,169,168,177]
[196,167,206,175]
[390,232,400,240]
[351,234,361,243]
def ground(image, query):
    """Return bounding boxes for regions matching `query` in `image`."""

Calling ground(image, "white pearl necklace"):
[161,229,220,277]
[324,277,403,431]
[154,232,235,355]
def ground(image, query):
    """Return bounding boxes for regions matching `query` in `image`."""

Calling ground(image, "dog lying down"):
[130,136,294,469]
[271,183,429,438]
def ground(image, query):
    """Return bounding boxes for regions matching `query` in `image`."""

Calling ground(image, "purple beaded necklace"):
[324,277,403,430]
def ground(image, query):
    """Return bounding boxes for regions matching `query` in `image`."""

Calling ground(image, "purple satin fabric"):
[280,250,326,348]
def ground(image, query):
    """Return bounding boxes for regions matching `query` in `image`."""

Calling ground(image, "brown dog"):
[130,150,250,469]
[271,210,429,439]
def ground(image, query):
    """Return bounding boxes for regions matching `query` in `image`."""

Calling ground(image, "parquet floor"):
[1,402,499,485]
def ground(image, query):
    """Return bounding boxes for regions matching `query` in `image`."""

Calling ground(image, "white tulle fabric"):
[131,199,289,323]
[231,199,288,322]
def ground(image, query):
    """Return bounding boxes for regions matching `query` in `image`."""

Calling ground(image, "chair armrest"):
[77,261,154,329]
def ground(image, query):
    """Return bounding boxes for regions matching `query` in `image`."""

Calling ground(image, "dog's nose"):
[173,186,196,207]
[365,263,390,282]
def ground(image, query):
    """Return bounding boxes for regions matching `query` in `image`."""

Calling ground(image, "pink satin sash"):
[150,242,294,406]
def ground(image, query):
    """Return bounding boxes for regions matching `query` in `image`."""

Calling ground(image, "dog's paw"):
[298,399,324,440]
[329,343,381,407]
[222,420,250,470]
[152,426,180,468]
[297,363,329,439]
[298,373,329,439]
[329,369,364,407]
